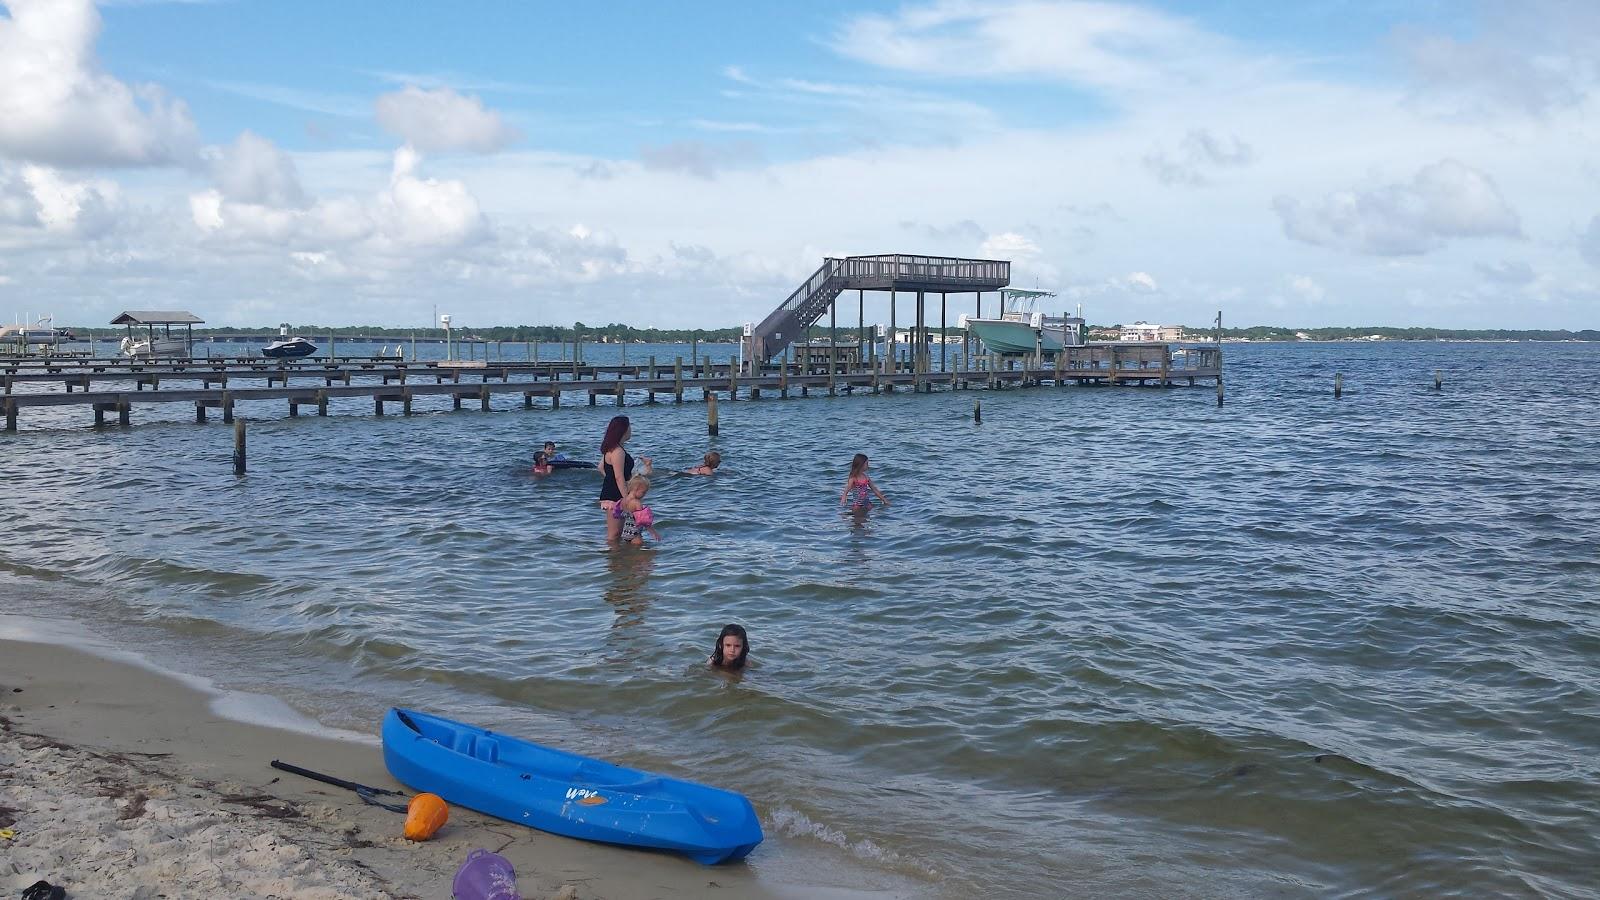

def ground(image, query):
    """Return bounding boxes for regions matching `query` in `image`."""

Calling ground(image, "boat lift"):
[110,310,204,358]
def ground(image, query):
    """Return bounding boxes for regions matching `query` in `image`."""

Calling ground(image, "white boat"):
[119,335,190,358]
[111,310,202,359]
[959,289,1084,355]
[0,315,74,347]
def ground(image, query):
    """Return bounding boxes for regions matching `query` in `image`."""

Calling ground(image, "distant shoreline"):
[44,325,1600,344]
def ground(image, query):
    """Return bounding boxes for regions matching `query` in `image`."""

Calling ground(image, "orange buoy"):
[404,792,449,841]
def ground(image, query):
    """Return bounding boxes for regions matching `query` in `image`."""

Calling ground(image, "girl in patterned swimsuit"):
[839,453,889,511]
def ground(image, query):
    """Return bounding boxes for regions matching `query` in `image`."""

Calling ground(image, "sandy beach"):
[0,633,789,900]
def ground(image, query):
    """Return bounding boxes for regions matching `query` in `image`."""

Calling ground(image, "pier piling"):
[974,399,981,423]
[1335,372,1343,399]
[233,419,246,476]
[707,392,719,436]
[1434,369,1442,391]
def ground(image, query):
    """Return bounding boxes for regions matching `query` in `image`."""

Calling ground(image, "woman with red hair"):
[599,415,651,543]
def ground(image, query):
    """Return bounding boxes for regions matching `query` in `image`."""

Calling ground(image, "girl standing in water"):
[599,415,651,543]
[839,453,889,511]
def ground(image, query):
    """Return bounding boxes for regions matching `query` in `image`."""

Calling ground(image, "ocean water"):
[2,340,1597,898]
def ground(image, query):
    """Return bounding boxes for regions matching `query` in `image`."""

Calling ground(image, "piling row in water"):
[0,344,1223,432]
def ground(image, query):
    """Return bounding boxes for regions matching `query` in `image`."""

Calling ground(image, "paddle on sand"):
[270,759,411,813]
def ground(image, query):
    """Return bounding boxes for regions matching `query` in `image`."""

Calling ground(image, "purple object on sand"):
[452,849,521,900]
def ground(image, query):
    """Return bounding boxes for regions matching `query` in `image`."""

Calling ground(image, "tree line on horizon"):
[1199,324,1600,342]
[69,321,1600,342]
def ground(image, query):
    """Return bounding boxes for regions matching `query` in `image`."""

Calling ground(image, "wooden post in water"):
[830,295,838,392]
[232,419,246,475]
[888,290,896,375]
[858,289,865,368]
[974,399,981,423]
[1434,369,1442,390]
[940,292,947,372]
[1335,372,1343,399]
[707,392,719,436]
[674,356,683,403]
[1216,375,1224,407]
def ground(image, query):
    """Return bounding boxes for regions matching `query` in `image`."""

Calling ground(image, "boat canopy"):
[109,310,204,326]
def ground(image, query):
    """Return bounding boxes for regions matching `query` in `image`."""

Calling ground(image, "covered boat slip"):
[111,310,203,358]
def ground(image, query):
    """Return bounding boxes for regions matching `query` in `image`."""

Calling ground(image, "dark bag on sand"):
[22,881,66,900]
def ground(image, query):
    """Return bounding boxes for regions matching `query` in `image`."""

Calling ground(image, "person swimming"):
[708,623,749,669]
[532,450,552,476]
[680,451,721,476]
[543,440,567,462]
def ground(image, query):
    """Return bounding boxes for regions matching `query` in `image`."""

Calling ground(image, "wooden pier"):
[0,344,1220,431]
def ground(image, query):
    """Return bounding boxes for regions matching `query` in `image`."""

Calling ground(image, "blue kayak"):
[381,708,763,864]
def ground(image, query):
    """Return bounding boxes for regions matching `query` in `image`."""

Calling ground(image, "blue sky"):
[3,0,1598,329]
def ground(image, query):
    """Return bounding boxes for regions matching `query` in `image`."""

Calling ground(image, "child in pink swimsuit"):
[839,453,889,510]
[611,476,660,545]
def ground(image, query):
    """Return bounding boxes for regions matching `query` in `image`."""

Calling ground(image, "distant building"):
[1119,321,1184,342]
[1295,331,1312,341]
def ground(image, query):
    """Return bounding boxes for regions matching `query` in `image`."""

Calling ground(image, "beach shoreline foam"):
[0,630,822,900]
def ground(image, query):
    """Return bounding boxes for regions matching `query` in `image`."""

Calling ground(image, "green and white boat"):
[960,289,1084,355]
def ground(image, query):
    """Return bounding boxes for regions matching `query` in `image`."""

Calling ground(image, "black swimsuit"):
[599,451,634,503]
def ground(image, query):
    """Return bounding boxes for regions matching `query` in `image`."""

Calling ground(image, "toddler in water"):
[612,475,660,546]
[840,453,889,510]
[531,450,552,476]
[681,451,721,476]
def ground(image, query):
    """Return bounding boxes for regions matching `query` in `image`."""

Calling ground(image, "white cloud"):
[1125,271,1158,293]
[189,145,486,252]
[1143,129,1256,186]
[202,131,307,208]
[374,86,520,154]
[0,168,41,226]
[980,231,1039,258]
[1581,216,1600,269]
[717,68,996,137]
[1286,274,1325,302]
[19,165,121,236]
[638,140,763,179]
[1274,159,1522,256]
[1396,1,1600,118]
[830,0,1258,97]
[0,0,198,167]
[378,145,488,247]
[1476,259,1536,285]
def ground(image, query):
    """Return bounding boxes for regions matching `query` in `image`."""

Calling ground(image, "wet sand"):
[0,634,788,899]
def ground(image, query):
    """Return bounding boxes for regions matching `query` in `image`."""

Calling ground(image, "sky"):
[1,0,1598,330]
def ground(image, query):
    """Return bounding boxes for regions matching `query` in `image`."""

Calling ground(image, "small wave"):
[767,805,942,883]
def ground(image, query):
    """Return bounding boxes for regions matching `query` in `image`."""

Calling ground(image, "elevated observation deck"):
[745,254,1009,363]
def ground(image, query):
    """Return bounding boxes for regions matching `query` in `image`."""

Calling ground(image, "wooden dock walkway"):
[1,344,1221,431]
